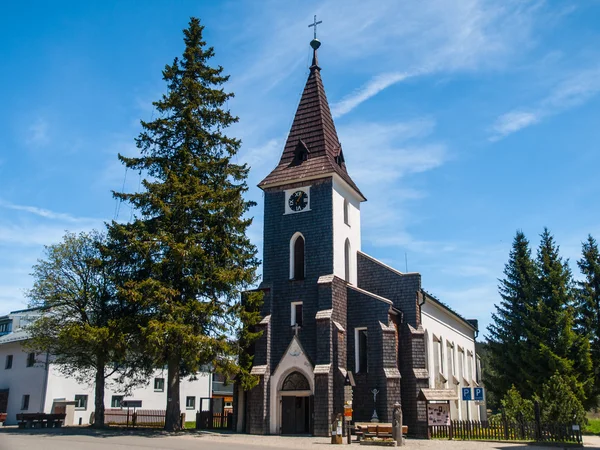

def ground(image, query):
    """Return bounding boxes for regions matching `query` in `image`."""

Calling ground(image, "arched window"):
[282,371,310,391]
[290,233,305,280]
[343,199,349,225]
[344,238,351,282]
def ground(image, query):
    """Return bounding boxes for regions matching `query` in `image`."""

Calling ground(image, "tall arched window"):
[344,238,351,282]
[290,233,305,280]
[343,199,349,225]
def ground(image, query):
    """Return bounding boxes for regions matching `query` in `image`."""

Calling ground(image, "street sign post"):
[462,388,472,401]
[473,387,484,401]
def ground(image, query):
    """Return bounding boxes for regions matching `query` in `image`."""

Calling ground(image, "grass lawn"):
[184,422,196,430]
[584,418,600,435]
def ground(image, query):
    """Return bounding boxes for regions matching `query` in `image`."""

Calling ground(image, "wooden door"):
[281,396,295,434]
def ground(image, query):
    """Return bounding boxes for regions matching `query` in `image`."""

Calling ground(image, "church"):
[234,36,484,438]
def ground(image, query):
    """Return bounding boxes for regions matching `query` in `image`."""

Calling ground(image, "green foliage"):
[526,229,594,409]
[487,231,538,401]
[576,235,600,407]
[583,418,600,435]
[501,386,534,422]
[109,17,262,430]
[539,373,586,424]
[26,231,144,427]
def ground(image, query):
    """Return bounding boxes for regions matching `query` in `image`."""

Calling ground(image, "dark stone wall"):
[356,252,421,326]
[346,287,391,423]
[262,178,334,370]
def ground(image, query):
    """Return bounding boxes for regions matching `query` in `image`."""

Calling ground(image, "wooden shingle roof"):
[259,46,364,199]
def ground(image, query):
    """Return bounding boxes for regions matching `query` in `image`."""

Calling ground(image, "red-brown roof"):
[258,50,364,199]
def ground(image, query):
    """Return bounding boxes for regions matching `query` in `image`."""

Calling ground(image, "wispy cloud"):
[332,72,413,118]
[0,200,94,223]
[25,117,50,147]
[491,66,600,140]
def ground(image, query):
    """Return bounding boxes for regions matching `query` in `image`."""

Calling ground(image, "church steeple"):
[258,37,364,200]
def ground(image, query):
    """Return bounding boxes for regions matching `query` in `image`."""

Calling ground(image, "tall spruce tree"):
[487,231,537,400]
[576,235,600,406]
[526,229,593,408]
[109,18,262,430]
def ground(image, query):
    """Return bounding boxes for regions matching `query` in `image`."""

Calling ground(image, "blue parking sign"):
[474,387,484,401]
[462,387,472,401]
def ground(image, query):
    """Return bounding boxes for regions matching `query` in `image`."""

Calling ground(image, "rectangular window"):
[186,396,195,409]
[446,342,454,376]
[74,395,88,410]
[111,395,124,408]
[5,355,13,369]
[355,328,368,373]
[26,352,35,367]
[21,394,30,410]
[291,302,303,327]
[154,378,165,392]
[344,200,350,225]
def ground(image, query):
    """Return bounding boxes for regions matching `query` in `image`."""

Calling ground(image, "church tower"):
[238,32,420,438]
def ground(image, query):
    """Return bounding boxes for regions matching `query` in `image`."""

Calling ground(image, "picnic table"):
[354,422,408,441]
[16,413,66,428]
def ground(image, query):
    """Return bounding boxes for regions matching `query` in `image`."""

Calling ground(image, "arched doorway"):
[280,371,313,434]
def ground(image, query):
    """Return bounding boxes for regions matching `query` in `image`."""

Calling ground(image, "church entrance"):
[280,371,313,435]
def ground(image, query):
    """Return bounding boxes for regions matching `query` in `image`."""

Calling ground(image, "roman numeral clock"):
[285,187,311,214]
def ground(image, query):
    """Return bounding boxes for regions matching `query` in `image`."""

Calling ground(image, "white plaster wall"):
[0,339,210,425]
[421,300,482,421]
[268,337,314,434]
[332,176,362,285]
[0,341,48,425]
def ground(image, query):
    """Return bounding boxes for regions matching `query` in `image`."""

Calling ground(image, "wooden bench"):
[355,423,408,441]
[16,413,66,428]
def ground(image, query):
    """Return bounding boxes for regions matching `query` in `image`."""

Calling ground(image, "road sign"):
[462,387,472,401]
[474,387,484,401]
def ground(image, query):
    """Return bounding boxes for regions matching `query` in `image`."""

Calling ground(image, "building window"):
[290,233,305,280]
[154,378,165,392]
[344,239,351,282]
[75,395,88,410]
[446,341,454,378]
[26,353,35,367]
[281,371,310,391]
[343,200,350,226]
[21,395,30,410]
[186,396,196,410]
[111,396,124,408]
[355,328,368,373]
[5,355,13,369]
[0,322,10,334]
[291,302,303,327]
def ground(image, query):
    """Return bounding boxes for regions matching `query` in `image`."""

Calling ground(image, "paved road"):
[1,428,599,450]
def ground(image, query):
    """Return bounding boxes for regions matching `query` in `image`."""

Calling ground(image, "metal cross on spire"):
[308,15,322,40]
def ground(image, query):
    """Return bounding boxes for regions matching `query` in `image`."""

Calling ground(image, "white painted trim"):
[354,327,368,374]
[289,232,305,280]
[261,173,366,202]
[347,285,393,305]
[290,301,303,326]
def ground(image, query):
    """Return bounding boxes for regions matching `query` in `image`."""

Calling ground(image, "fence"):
[429,416,582,444]
[105,409,166,428]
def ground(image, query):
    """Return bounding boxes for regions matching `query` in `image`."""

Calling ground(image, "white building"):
[421,292,486,421]
[0,308,211,426]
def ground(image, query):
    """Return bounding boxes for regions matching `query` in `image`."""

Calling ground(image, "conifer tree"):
[487,231,537,400]
[526,229,593,408]
[576,235,600,405]
[109,18,262,430]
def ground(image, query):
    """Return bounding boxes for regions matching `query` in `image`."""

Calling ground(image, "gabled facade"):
[235,38,483,438]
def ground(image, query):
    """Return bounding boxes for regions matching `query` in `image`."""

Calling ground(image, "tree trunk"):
[93,357,106,428]
[165,353,181,431]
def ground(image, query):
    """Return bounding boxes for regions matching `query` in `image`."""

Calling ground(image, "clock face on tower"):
[288,190,309,212]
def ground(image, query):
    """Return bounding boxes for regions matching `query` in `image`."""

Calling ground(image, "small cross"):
[308,15,322,40]
[293,323,301,336]
[371,388,380,403]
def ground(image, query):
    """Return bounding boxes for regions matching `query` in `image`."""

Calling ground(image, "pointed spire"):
[258,37,365,200]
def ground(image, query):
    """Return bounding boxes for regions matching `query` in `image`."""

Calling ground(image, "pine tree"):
[109,18,262,430]
[576,235,600,406]
[526,229,593,408]
[487,231,537,400]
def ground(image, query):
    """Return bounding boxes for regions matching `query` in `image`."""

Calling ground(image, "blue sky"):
[1,0,600,335]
